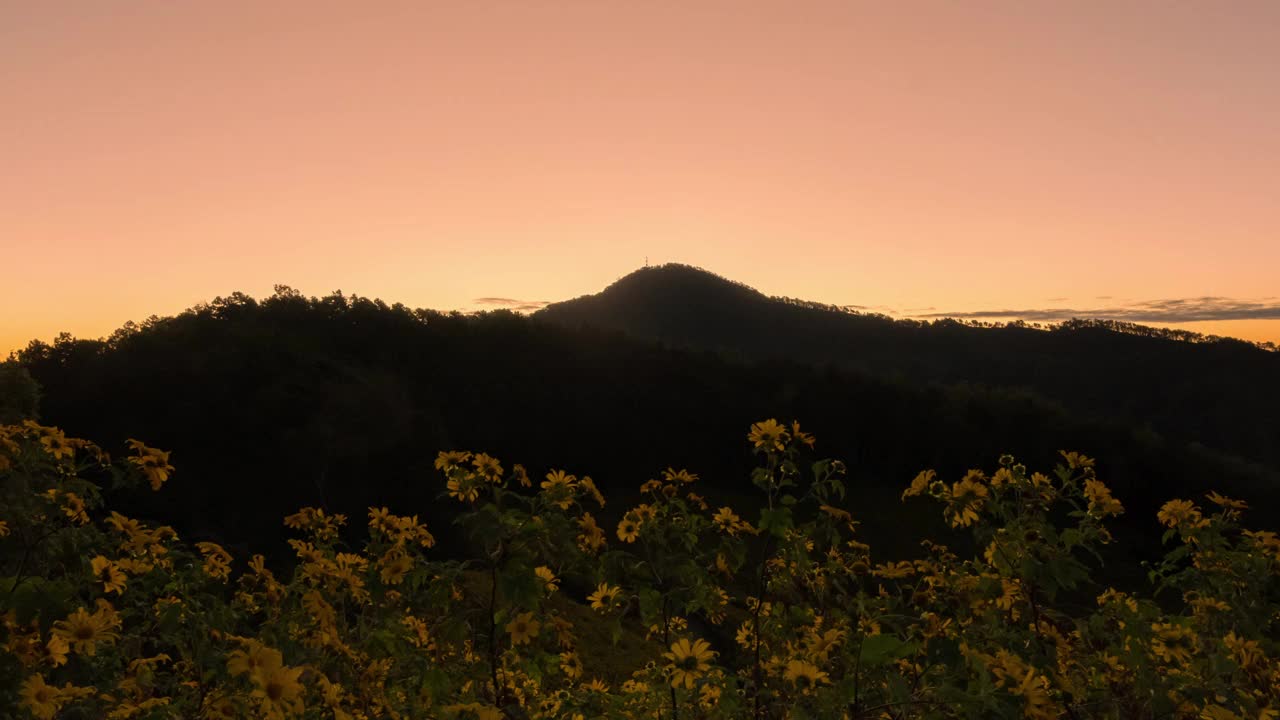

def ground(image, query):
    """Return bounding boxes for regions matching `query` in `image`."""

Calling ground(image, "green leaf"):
[638,587,663,628]
[758,508,793,538]
[498,564,541,606]
[857,634,916,667]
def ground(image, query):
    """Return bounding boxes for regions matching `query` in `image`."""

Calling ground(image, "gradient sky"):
[4,1,1279,355]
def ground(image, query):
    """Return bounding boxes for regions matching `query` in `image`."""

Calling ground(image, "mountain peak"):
[603,263,767,300]
[535,264,772,332]
[540,260,768,313]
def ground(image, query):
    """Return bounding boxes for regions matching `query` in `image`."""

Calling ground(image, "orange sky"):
[4,1,1279,355]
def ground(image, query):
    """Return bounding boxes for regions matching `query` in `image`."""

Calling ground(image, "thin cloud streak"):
[473,297,551,312]
[842,303,898,314]
[917,297,1280,323]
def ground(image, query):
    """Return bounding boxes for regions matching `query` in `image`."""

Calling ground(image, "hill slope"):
[538,264,1280,471]
[14,287,1278,571]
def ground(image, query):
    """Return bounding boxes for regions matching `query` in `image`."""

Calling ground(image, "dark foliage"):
[539,264,1280,472]
[14,279,1278,581]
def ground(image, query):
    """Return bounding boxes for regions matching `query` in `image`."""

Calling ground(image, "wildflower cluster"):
[1,419,1278,719]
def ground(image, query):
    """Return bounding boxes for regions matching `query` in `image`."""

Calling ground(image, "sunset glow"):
[5,1,1279,354]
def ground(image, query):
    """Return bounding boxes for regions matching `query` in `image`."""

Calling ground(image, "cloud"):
[1045,297,1068,302]
[473,297,551,313]
[842,303,898,314]
[916,296,1280,323]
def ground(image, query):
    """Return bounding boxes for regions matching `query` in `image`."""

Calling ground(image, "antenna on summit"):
[645,256,649,268]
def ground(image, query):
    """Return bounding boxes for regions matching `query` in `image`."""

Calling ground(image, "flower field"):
[1,419,1277,719]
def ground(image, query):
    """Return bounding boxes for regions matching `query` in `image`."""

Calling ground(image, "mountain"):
[538,264,1280,473]
[11,285,1278,578]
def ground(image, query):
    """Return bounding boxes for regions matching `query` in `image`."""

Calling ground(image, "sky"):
[4,1,1279,355]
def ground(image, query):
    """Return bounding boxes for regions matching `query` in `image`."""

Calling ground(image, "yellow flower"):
[541,469,577,505]
[1011,667,1055,720]
[902,469,935,499]
[52,604,120,656]
[126,439,174,491]
[379,552,413,585]
[443,703,503,720]
[1205,491,1248,511]
[991,467,1015,486]
[447,475,482,503]
[948,474,989,528]
[790,421,816,448]
[108,697,171,719]
[713,507,742,534]
[512,463,531,487]
[1157,499,1207,530]
[39,427,75,461]
[819,504,853,524]
[471,452,504,483]
[1150,622,1197,665]
[45,635,70,667]
[434,450,471,471]
[250,659,306,719]
[783,659,829,691]
[367,506,394,534]
[1059,451,1095,471]
[662,467,699,484]
[20,674,64,720]
[576,513,606,554]
[535,566,559,593]
[806,628,846,661]
[540,466,576,486]
[587,583,622,612]
[91,556,128,595]
[227,640,283,677]
[0,520,8,537]
[1083,479,1124,518]
[579,475,606,507]
[747,419,789,452]
[43,489,90,525]
[201,694,240,720]
[560,651,583,679]
[402,614,434,649]
[872,561,915,579]
[616,515,640,543]
[663,638,715,688]
[506,612,540,645]
[620,679,648,694]
[1244,530,1280,562]
[1223,631,1264,670]
[196,542,233,581]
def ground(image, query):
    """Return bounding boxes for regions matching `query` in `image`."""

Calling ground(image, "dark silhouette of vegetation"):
[0,360,40,423]
[12,280,1279,585]
[538,264,1280,471]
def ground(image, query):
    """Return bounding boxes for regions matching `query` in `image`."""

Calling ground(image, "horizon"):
[6,263,1276,357]
[5,2,1280,352]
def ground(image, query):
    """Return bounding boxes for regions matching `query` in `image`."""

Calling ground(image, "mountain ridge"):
[541,263,1275,350]
[537,263,1280,472]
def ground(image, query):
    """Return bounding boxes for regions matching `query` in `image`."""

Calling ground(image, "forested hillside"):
[539,264,1280,472]
[11,284,1277,565]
